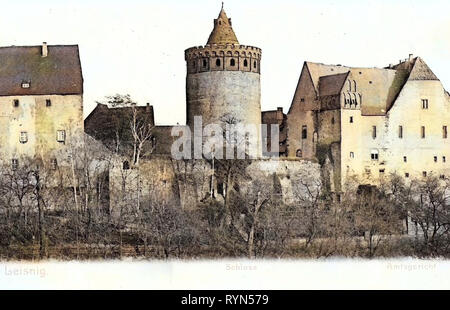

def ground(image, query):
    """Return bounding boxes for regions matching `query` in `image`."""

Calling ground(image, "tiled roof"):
[206,8,239,45]
[0,45,83,96]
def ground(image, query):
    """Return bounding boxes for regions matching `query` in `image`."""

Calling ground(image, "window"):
[405,173,409,178]
[13,99,19,107]
[379,169,385,174]
[254,60,257,68]
[56,130,66,143]
[331,117,335,124]
[422,171,427,177]
[372,126,377,139]
[230,59,235,66]
[19,131,28,143]
[243,59,248,67]
[21,82,30,88]
[123,161,130,170]
[350,116,353,123]
[217,182,224,195]
[398,126,403,138]
[440,175,445,180]
[421,126,425,138]
[302,125,307,139]
[300,98,305,103]
[296,149,303,158]
[202,59,207,67]
[371,149,379,161]
[46,99,51,107]
[350,152,354,158]
[11,159,18,171]
[51,158,58,170]
[443,126,448,139]
[443,156,446,163]
[434,156,438,162]
[403,156,407,162]
[216,59,221,67]
[421,99,429,109]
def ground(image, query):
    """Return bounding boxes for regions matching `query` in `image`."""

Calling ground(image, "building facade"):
[0,43,84,169]
[287,56,450,191]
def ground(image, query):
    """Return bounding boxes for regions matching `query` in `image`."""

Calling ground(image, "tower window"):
[230,58,235,66]
[244,59,248,67]
[254,60,257,68]
[202,59,207,67]
[434,156,438,162]
[19,131,28,143]
[399,125,403,138]
[46,99,51,107]
[11,159,18,171]
[302,125,307,139]
[56,130,66,143]
[216,58,221,67]
[371,149,379,160]
[421,99,429,109]
[440,175,445,180]
[372,126,377,139]
[296,149,303,158]
[13,99,19,107]
[403,156,407,162]
[349,116,353,123]
[423,171,427,177]
[443,156,446,163]
[421,126,425,138]
[350,152,354,158]
[443,126,447,139]
[405,173,409,178]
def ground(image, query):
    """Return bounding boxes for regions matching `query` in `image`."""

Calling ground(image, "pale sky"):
[1,0,449,125]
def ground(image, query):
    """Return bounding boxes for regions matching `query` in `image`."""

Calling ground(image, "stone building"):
[261,107,287,157]
[185,7,262,158]
[287,56,450,192]
[0,43,84,169]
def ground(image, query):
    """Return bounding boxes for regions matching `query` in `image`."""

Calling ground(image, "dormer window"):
[21,81,30,88]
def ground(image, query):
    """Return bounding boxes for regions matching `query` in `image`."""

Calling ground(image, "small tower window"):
[422,99,429,109]
[434,156,438,162]
[202,59,207,67]
[216,58,221,67]
[230,58,235,66]
[443,156,446,163]
[399,125,403,138]
[13,99,19,107]
[403,156,407,162]
[350,152,354,158]
[56,130,66,143]
[302,125,307,139]
[371,149,379,161]
[244,59,248,67]
[46,99,51,107]
[254,60,257,68]
[405,173,409,178]
[19,131,28,143]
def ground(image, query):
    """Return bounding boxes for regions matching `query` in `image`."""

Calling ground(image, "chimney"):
[41,42,48,57]
[409,53,413,61]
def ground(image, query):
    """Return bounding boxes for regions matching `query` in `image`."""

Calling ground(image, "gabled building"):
[287,55,450,191]
[0,42,83,168]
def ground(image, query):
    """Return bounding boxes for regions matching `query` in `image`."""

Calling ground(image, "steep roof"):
[318,72,349,97]
[305,62,350,94]
[206,7,239,45]
[0,45,83,96]
[406,57,439,81]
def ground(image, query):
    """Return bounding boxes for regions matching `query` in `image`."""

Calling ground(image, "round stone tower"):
[185,6,262,157]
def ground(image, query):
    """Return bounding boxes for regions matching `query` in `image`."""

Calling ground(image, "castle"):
[1,7,449,206]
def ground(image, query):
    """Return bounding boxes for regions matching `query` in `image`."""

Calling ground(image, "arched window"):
[216,58,221,67]
[244,59,248,67]
[123,161,130,170]
[296,149,303,158]
[254,60,257,68]
[348,80,352,92]
[353,80,357,92]
[230,58,235,66]
[202,59,207,67]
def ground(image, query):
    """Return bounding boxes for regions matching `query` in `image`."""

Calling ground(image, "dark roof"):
[318,72,349,97]
[0,45,83,96]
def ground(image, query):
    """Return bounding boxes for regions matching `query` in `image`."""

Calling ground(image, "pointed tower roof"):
[206,5,239,45]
